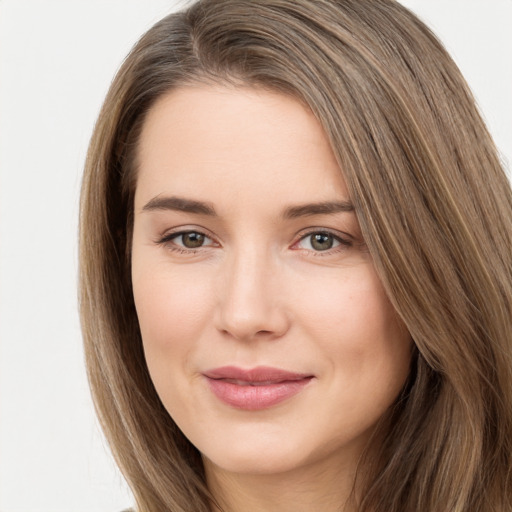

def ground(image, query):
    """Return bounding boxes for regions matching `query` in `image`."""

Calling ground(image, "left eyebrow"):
[282,200,354,219]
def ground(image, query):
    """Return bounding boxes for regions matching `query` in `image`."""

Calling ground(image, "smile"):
[203,366,314,410]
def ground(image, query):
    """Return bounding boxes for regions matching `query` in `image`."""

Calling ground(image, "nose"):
[214,248,290,341]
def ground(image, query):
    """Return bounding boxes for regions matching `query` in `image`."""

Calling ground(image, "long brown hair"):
[79,1,512,510]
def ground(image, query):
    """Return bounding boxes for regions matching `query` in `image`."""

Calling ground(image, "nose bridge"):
[215,242,288,340]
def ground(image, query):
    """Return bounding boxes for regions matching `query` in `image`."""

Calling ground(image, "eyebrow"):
[283,200,354,219]
[141,195,354,218]
[142,196,217,216]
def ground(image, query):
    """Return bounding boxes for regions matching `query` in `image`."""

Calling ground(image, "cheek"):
[297,263,397,337]
[297,263,411,385]
[131,255,216,372]
[131,261,218,426]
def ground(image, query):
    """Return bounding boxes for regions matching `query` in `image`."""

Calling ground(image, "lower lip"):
[206,377,313,410]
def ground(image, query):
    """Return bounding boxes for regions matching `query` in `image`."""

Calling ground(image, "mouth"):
[203,366,314,410]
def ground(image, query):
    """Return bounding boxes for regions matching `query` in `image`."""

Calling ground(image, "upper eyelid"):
[294,227,353,242]
[171,231,213,242]
[155,230,218,253]
[158,226,217,241]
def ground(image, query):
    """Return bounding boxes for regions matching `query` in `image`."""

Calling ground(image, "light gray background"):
[0,1,510,511]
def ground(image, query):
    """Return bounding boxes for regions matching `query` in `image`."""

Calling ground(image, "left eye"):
[297,232,343,251]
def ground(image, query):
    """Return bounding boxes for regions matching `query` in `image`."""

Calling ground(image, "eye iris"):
[311,233,333,251]
[182,232,205,248]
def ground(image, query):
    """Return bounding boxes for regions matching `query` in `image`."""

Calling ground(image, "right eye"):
[157,230,216,251]
[172,231,211,248]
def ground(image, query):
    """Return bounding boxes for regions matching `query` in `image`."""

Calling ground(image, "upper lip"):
[203,366,313,383]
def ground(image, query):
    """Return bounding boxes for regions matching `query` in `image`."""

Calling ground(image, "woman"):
[79,0,512,510]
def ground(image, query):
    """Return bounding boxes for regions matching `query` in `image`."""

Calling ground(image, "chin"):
[204,447,307,476]
[197,424,310,476]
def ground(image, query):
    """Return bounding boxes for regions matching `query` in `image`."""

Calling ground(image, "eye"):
[295,231,349,252]
[175,231,209,248]
[158,230,215,250]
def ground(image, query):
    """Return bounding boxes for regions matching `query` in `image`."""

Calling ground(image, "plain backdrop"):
[0,1,510,511]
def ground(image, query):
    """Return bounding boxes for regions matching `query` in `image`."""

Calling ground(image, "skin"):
[131,85,412,512]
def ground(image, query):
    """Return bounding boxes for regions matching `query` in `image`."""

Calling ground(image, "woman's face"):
[131,85,412,479]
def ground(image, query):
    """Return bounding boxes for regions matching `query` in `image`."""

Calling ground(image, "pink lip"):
[203,366,314,411]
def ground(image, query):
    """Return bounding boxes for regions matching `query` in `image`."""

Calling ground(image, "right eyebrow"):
[141,195,217,216]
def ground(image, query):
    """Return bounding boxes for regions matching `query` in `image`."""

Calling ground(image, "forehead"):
[135,85,349,209]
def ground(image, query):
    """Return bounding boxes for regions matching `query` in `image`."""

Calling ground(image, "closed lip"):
[203,365,314,384]
[203,366,314,410]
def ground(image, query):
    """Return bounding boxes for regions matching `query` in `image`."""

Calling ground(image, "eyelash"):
[155,230,216,254]
[155,228,352,256]
[292,229,352,256]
